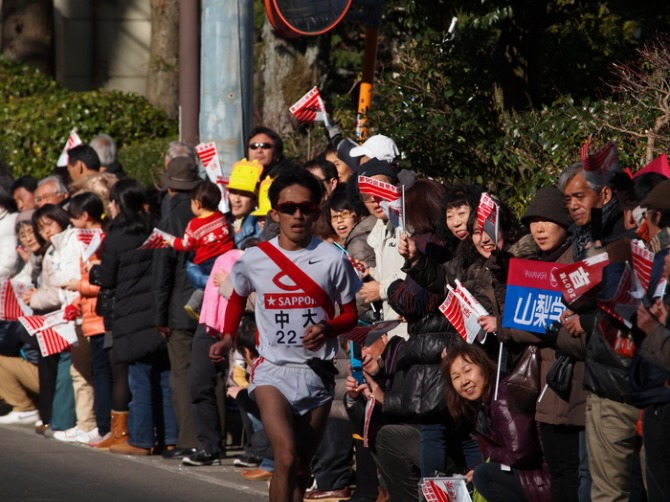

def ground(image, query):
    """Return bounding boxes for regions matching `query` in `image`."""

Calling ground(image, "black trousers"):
[643,402,670,502]
[540,422,580,502]
[189,324,227,454]
[312,417,354,490]
[373,424,421,502]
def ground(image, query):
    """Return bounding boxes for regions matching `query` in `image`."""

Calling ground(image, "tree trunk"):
[1,0,54,75]
[257,19,322,137]
[146,0,179,119]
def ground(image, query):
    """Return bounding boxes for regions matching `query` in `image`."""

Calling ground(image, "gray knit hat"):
[521,186,571,229]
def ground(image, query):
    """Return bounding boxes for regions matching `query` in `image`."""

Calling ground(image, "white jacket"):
[0,209,20,280]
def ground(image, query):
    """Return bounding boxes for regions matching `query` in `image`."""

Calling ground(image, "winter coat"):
[97,227,165,363]
[68,172,117,217]
[0,209,19,279]
[367,218,408,339]
[154,192,198,332]
[200,249,243,336]
[476,378,551,502]
[29,227,81,312]
[383,232,462,423]
[344,215,377,268]
[72,247,105,337]
[234,214,262,249]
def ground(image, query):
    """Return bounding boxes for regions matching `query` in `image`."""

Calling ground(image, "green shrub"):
[0,57,177,181]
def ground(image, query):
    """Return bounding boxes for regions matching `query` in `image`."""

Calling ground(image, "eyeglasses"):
[248,142,274,150]
[330,209,356,221]
[34,192,63,204]
[275,201,320,216]
[361,193,380,203]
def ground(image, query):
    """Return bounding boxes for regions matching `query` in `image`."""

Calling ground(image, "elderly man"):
[558,160,638,502]
[34,175,68,208]
[90,134,126,178]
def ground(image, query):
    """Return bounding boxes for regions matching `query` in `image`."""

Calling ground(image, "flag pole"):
[494,341,503,400]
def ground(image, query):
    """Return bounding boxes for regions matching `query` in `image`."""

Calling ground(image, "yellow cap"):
[227,158,263,194]
[251,176,273,216]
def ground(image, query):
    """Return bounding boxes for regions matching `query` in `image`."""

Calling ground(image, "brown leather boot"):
[109,440,151,456]
[96,411,129,451]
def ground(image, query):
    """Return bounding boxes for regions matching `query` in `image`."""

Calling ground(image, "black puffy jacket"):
[97,228,165,362]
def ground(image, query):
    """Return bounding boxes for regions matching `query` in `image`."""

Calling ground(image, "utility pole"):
[199,0,253,175]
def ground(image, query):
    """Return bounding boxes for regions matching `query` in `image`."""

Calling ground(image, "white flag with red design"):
[138,228,173,250]
[420,477,472,502]
[19,309,78,357]
[358,175,401,202]
[477,192,499,244]
[195,142,230,214]
[74,228,105,262]
[56,128,83,167]
[440,280,489,344]
[289,87,327,123]
[0,279,33,320]
[630,240,653,294]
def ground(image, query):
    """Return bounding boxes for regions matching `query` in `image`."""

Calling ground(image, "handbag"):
[505,344,541,416]
[545,353,574,401]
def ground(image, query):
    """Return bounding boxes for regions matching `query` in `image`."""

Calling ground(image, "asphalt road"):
[0,423,269,501]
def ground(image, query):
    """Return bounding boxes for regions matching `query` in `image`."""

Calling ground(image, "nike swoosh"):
[308,259,321,264]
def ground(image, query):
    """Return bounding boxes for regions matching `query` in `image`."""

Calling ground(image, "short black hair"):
[67,144,101,172]
[32,203,71,245]
[303,158,338,182]
[268,169,323,208]
[190,181,221,211]
[234,313,259,358]
[69,192,104,223]
[12,175,38,194]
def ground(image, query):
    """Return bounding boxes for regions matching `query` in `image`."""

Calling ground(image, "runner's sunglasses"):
[275,201,320,216]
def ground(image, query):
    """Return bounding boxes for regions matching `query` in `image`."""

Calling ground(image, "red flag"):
[627,154,670,179]
[74,228,104,262]
[551,252,610,305]
[0,279,25,321]
[476,193,499,244]
[630,240,653,293]
[597,264,640,328]
[358,175,401,203]
[581,138,619,185]
[289,87,326,123]
[138,228,172,250]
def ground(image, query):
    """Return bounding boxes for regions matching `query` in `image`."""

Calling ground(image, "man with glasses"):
[34,175,68,208]
[210,169,361,501]
[247,126,284,178]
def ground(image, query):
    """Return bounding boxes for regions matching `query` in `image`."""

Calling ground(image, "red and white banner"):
[581,138,619,185]
[358,175,401,202]
[440,280,489,344]
[195,142,230,214]
[74,228,105,262]
[477,192,499,244]
[597,263,641,328]
[289,87,326,123]
[138,228,173,250]
[421,477,472,502]
[630,240,653,294]
[19,309,78,357]
[551,252,610,305]
[57,128,83,167]
[0,279,32,320]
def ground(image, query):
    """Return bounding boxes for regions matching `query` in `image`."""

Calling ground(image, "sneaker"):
[233,453,262,468]
[53,426,100,444]
[182,450,222,466]
[0,409,40,425]
[87,430,108,446]
[184,289,204,321]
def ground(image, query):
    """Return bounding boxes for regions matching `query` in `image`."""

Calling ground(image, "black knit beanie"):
[521,186,571,229]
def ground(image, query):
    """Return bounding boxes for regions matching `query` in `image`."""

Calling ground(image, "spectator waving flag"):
[0,279,32,320]
[195,142,230,214]
[139,228,173,250]
[19,309,78,357]
[477,192,499,244]
[74,228,105,262]
[56,128,83,167]
[358,175,404,229]
[290,87,327,123]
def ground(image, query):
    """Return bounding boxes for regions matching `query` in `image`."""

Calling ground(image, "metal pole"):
[200,0,253,176]
[355,0,383,142]
[180,0,200,146]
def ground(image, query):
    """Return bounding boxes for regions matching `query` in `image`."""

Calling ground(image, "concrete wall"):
[53,0,151,96]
